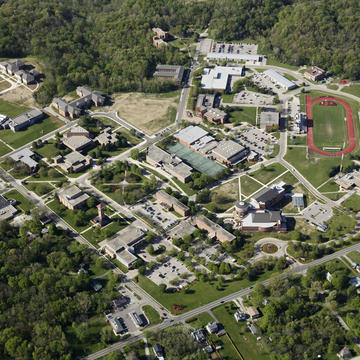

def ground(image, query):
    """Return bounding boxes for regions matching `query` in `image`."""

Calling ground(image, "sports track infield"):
[306,95,355,156]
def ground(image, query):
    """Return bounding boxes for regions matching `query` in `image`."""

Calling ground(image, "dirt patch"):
[98,92,179,135]
[0,80,11,91]
[0,86,37,108]
[261,243,278,254]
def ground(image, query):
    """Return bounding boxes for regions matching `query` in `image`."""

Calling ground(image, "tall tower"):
[97,203,105,225]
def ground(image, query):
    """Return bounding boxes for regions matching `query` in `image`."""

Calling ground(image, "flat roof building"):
[260,110,279,131]
[203,108,228,125]
[206,53,262,63]
[252,184,285,209]
[0,195,17,221]
[58,185,90,210]
[200,66,244,91]
[211,140,248,165]
[0,109,44,132]
[146,145,193,183]
[64,126,90,138]
[292,193,305,208]
[263,69,297,90]
[174,125,208,146]
[334,170,360,190]
[167,220,196,240]
[238,209,285,232]
[304,66,326,82]
[246,306,261,319]
[156,190,190,217]
[195,94,216,115]
[54,151,92,173]
[10,148,38,171]
[196,215,236,243]
[153,65,184,84]
[63,135,93,152]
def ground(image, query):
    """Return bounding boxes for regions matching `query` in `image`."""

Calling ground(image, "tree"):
[147,244,155,256]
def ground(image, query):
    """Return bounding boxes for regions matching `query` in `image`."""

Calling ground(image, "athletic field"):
[167,142,224,177]
[311,101,346,148]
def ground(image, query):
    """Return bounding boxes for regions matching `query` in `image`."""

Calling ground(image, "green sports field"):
[311,101,347,148]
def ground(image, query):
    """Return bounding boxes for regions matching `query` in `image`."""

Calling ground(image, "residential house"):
[337,347,352,359]
[152,344,165,360]
[206,322,219,334]
[246,306,261,320]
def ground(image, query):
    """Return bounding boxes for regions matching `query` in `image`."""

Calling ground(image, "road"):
[82,239,360,360]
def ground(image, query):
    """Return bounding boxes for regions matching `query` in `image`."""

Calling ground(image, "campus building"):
[58,185,90,210]
[10,148,39,172]
[54,151,92,173]
[100,221,147,268]
[211,140,248,165]
[153,65,184,84]
[263,69,297,90]
[195,94,216,116]
[96,127,118,146]
[334,170,360,190]
[146,145,193,183]
[251,182,286,209]
[0,195,17,221]
[200,66,244,92]
[0,59,24,75]
[152,27,169,48]
[52,86,105,118]
[203,108,228,125]
[196,215,236,243]
[0,109,44,132]
[156,190,190,217]
[206,53,263,64]
[304,66,326,82]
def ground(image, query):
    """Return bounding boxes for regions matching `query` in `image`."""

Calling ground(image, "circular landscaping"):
[261,243,278,254]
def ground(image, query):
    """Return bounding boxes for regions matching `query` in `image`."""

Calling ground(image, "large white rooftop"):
[263,69,296,90]
[201,66,244,90]
[206,53,261,62]
[175,125,208,145]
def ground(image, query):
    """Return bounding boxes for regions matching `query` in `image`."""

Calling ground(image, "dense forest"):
[0,0,359,103]
[0,219,118,360]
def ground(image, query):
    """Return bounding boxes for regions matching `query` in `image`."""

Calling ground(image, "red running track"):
[306,95,356,156]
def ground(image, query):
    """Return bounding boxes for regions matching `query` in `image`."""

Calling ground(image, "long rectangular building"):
[211,140,248,165]
[153,65,184,84]
[206,53,263,63]
[156,190,189,216]
[263,69,297,90]
[196,215,236,243]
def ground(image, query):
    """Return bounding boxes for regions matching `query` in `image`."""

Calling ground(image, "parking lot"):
[235,127,277,156]
[302,202,333,226]
[147,256,197,288]
[130,199,178,230]
[233,90,274,106]
[107,286,148,334]
[211,42,258,55]
[194,242,236,266]
[252,72,285,94]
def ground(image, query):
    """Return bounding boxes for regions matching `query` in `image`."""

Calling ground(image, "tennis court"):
[168,142,224,177]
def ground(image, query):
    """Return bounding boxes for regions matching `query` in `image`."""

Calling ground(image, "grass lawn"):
[341,84,360,98]
[207,179,239,212]
[0,98,30,117]
[47,198,97,232]
[0,113,64,149]
[82,216,129,247]
[347,251,360,264]
[266,58,298,70]
[66,314,118,358]
[327,84,339,91]
[327,209,356,235]
[142,164,168,181]
[0,141,12,156]
[240,175,262,197]
[249,162,287,185]
[142,305,162,327]
[255,68,267,73]
[28,167,66,181]
[3,189,34,213]
[117,128,142,145]
[283,73,297,81]
[288,135,307,145]
[185,312,214,329]
[24,181,54,197]
[34,139,70,159]
[171,177,196,196]
[268,170,298,187]
[137,266,281,315]
[343,193,360,212]
[317,179,340,193]
[228,107,257,126]
[311,101,347,148]
[211,303,271,360]
[284,146,341,188]
[222,94,235,103]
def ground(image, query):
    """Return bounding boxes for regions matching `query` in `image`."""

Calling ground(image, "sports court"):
[167,142,224,177]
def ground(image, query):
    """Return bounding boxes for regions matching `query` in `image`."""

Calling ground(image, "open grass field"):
[317,179,340,193]
[24,181,55,197]
[185,312,214,329]
[228,107,257,126]
[288,135,307,146]
[142,305,162,327]
[208,179,239,211]
[0,80,11,91]
[0,141,12,156]
[284,146,341,188]
[343,193,360,212]
[268,170,298,187]
[283,72,297,81]
[34,139,71,159]
[311,101,347,148]
[222,94,235,103]
[0,98,30,117]
[3,189,34,213]
[211,303,271,360]
[0,113,64,149]
[100,92,180,135]
[117,128,142,145]
[347,251,360,264]
[341,84,360,98]
[249,162,287,185]
[240,175,262,198]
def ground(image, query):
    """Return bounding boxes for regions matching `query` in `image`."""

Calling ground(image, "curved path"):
[306,95,355,156]
[252,237,288,262]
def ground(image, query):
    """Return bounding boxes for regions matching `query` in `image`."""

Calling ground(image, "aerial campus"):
[1,12,360,360]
